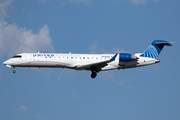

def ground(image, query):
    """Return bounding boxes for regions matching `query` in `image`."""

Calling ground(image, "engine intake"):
[120,53,138,61]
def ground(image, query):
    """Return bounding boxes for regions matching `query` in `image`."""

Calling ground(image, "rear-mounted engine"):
[119,53,138,61]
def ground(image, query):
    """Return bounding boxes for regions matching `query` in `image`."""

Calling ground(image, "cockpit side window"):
[12,55,22,58]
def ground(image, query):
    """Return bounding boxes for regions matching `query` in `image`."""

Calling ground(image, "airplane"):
[3,40,172,78]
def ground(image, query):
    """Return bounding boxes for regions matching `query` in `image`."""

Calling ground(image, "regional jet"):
[3,40,172,78]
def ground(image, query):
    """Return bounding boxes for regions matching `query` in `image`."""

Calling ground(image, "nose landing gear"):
[13,70,16,73]
[13,66,16,74]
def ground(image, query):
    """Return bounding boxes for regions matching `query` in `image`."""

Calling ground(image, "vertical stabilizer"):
[140,40,172,59]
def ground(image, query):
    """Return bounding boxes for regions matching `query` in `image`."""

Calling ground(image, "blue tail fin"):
[140,40,172,58]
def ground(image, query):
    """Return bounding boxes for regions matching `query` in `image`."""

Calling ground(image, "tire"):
[13,70,16,73]
[91,72,97,78]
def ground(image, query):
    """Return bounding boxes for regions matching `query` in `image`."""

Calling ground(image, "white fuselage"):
[3,40,172,78]
[3,53,160,71]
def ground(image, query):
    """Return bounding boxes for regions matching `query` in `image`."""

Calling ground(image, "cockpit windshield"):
[12,55,22,58]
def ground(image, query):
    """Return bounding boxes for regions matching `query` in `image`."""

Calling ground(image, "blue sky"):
[0,0,180,120]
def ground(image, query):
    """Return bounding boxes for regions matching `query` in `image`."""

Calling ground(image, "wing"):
[76,53,118,71]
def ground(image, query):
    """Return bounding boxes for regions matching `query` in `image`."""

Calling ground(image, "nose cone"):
[3,60,12,68]
[3,61,8,65]
[3,59,11,65]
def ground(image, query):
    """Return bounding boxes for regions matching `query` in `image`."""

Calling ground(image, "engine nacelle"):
[119,53,138,61]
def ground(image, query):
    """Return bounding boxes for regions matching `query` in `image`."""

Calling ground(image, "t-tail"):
[140,40,173,59]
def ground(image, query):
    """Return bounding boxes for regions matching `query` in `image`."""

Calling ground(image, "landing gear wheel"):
[13,70,16,74]
[91,72,97,78]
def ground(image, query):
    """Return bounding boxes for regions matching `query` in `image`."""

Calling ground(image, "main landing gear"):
[91,71,97,78]
[91,67,101,78]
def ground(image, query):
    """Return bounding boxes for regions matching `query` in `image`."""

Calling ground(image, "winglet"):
[110,53,118,61]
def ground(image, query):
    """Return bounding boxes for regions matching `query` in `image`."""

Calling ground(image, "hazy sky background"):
[0,0,180,120]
